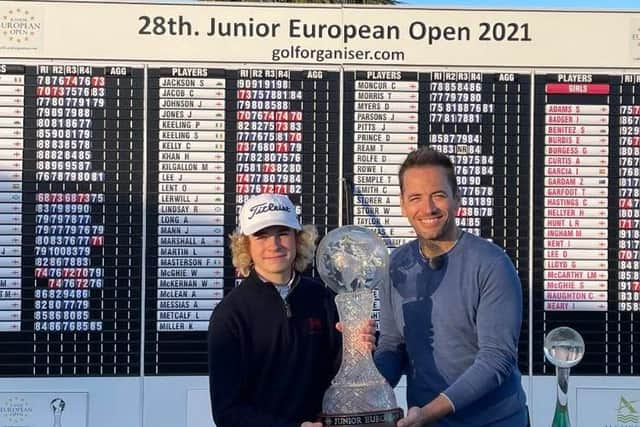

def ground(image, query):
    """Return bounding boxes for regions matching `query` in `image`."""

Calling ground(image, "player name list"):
[343,70,531,334]
[533,73,640,374]
[144,67,340,374]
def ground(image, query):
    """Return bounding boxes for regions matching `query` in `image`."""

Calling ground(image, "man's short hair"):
[398,147,458,195]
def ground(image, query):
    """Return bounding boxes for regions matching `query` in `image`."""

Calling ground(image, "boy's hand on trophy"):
[335,319,377,352]
[360,319,377,352]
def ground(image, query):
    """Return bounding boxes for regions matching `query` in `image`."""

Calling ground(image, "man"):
[374,148,528,427]
[208,193,373,427]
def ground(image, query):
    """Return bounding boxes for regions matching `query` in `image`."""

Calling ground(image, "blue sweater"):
[374,232,528,427]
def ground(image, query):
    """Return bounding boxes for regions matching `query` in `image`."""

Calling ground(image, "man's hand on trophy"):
[398,395,453,427]
[301,422,323,427]
[335,319,377,352]
[397,406,427,427]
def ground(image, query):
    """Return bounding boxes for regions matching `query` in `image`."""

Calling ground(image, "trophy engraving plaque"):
[316,225,403,427]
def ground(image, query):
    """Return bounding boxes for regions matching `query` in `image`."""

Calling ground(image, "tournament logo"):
[0,7,42,50]
[0,396,32,426]
[631,20,640,61]
[616,395,639,424]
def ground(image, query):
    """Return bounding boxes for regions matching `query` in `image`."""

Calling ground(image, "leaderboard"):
[144,67,340,374]
[533,73,640,374]
[1,64,639,377]
[0,63,144,376]
[343,70,531,369]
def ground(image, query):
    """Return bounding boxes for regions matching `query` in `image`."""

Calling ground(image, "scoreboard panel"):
[343,70,531,371]
[2,69,640,375]
[0,0,638,395]
[0,63,144,376]
[533,73,640,375]
[144,67,340,374]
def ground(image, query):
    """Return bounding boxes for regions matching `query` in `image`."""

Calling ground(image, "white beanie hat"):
[239,193,302,235]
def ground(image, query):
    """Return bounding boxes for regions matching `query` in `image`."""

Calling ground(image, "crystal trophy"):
[316,225,403,427]
[544,327,585,427]
[50,398,66,427]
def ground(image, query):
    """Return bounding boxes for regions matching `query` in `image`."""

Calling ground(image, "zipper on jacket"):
[283,301,292,318]
[283,273,301,318]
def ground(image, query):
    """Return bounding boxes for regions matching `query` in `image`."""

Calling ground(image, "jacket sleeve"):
[374,273,407,387]
[208,307,299,427]
[442,253,523,411]
[324,289,342,377]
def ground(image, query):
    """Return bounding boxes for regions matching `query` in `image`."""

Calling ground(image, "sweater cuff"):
[440,392,456,413]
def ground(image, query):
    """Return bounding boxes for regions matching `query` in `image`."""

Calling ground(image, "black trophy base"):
[319,408,403,426]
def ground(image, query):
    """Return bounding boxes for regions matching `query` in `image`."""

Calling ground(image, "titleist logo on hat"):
[239,193,302,235]
[247,201,291,220]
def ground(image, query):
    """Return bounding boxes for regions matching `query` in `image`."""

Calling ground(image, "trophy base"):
[319,408,403,426]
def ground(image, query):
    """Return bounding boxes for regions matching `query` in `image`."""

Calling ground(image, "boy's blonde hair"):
[229,224,319,277]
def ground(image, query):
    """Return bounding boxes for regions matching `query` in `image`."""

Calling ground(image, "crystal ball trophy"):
[316,225,403,427]
[50,398,66,427]
[544,327,585,427]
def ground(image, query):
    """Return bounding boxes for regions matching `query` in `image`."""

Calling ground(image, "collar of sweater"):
[246,269,301,291]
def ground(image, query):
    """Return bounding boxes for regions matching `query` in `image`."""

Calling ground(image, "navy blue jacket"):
[208,270,341,427]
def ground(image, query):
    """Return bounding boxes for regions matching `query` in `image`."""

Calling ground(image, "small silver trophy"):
[50,398,66,427]
[316,225,403,427]
[544,327,585,427]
